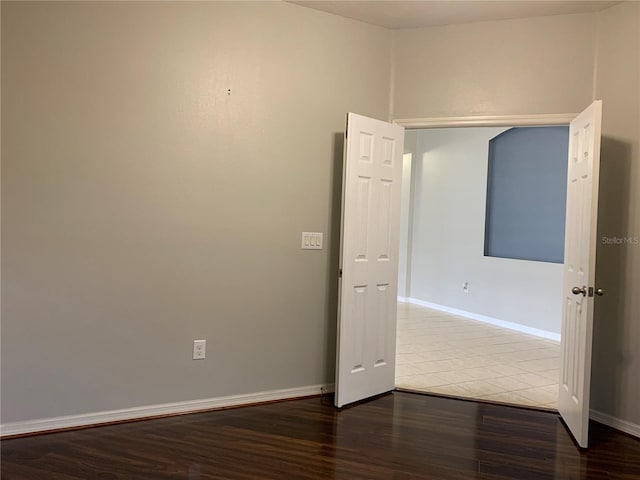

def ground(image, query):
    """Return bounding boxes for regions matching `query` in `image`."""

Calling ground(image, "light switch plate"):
[301,232,323,250]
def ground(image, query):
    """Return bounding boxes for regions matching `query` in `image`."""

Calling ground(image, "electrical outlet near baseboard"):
[193,340,206,360]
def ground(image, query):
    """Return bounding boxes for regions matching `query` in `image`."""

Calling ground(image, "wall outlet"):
[193,339,206,360]
[462,282,470,293]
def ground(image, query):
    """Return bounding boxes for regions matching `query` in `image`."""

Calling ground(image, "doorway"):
[335,103,602,448]
[395,125,569,409]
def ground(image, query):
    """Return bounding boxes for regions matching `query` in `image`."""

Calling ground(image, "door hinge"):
[339,268,342,278]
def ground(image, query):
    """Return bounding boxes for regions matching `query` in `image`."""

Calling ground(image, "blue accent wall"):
[484,126,569,263]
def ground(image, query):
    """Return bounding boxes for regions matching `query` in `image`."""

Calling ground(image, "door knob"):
[595,288,605,296]
[571,286,587,296]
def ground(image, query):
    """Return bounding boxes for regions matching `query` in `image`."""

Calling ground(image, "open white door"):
[335,113,404,408]
[559,100,603,448]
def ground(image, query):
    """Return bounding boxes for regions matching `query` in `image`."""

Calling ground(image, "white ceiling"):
[288,1,619,29]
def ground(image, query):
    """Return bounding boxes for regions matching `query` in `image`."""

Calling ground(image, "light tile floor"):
[395,302,560,409]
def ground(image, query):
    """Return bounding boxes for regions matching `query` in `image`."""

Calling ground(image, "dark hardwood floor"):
[2,392,639,479]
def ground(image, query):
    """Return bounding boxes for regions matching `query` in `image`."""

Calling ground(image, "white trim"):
[404,297,561,342]
[387,34,395,123]
[393,113,576,129]
[591,13,601,102]
[590,409,640,439]
[0,383,334,438]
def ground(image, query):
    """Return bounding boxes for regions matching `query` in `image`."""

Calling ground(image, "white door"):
[335,113,404,408]
[558,100,603,448]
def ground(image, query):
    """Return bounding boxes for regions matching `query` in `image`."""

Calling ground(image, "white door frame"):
[394,113,577,129]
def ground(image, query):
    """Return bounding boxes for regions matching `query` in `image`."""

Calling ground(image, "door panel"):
[335,113,404,408]
[558,100,602,448]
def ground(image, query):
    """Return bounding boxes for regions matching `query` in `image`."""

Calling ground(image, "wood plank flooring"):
[2,392,639,479]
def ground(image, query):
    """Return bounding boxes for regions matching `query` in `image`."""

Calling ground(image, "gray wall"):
[408,127,563,334]
[1,1,391,423]
[393,12,597,118]
[591,1,640,426]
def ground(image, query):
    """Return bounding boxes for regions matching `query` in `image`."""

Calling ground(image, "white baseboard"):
[402,297,561,342]
[590,409,640,439]
[1,383,334,438]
